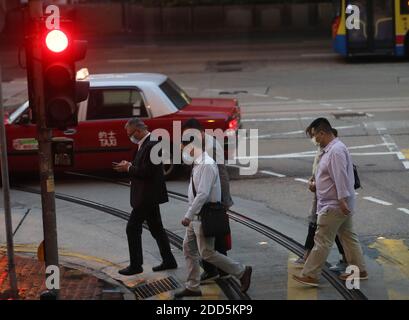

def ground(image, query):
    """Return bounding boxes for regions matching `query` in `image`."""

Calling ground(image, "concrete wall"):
[1,2,334,38]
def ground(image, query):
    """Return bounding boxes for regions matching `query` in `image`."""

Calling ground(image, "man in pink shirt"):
[293,118,368,287]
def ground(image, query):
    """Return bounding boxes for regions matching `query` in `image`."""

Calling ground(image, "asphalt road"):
[1,35,409,298]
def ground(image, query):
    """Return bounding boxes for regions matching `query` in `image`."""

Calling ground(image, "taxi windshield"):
[159,78,192,110]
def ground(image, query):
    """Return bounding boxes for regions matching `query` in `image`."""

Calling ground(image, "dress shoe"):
[174,288,202,298]
[240,266,252,293]
[152,261,178,272]
[292,274,319,287]
[118,265,143,276]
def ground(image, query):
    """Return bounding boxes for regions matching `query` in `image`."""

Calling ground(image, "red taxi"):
[6,73,241,178]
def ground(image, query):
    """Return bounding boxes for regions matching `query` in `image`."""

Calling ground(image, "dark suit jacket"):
[129,136,169,208]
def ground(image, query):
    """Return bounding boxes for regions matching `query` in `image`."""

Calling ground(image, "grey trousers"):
[183,219,245,291]
[301,208,366,280]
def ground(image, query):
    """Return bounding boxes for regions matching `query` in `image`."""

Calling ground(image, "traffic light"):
[42,23,89,129]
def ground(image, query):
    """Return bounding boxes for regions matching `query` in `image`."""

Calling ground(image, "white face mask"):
[311,137,319,147]
[130,136,139,144]
[182,148,194,164]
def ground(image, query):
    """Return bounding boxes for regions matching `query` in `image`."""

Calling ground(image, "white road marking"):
[107,59,150,63]
[259,170,286,178]
[294,178,309,184]
[397,208,409,215]
[250,125,360,139]
[363,197,393,206]
[320,103,333,107]
[377,128,409,170]
[241,117,313,123]
[241,96,409,106]
[252,93,269,97]
[235,151,398,160]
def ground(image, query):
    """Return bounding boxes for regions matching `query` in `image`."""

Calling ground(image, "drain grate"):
[133,276,180,300]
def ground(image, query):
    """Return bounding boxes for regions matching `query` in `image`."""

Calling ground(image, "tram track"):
[11,183,249,301]
[13,171,368,300]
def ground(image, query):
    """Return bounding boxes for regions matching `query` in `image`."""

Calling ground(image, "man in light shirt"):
[293,118,367,287]
[182,118,234,283]
[174,133,252,298]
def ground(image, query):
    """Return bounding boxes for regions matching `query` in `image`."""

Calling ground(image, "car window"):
[159,78,191,110]
[86,88,148,120]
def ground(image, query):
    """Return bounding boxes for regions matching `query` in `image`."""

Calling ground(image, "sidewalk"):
[0,251,129,300]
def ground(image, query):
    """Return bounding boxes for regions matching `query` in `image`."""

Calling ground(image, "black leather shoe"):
[174,288,202,298]
[240,266,252,293]
[118,266,143,276]
[152,261,178,272]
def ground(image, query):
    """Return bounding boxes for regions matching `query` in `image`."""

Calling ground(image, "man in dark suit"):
[113,118,177,275]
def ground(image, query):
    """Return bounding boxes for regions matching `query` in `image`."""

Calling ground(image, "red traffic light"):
[45,30,69,53]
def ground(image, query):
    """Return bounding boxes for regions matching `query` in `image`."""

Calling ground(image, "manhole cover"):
[133,276,180,300]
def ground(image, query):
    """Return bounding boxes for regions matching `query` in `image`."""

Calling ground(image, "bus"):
[332,0,409,57]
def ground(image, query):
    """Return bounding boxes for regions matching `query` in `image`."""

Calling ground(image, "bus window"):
[401,0,409,14]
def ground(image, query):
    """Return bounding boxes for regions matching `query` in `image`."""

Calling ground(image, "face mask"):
[182,149,194,164]
[130,136,139,144]
[311,137,319,147]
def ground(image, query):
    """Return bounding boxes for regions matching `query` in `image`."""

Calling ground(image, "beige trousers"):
[301,208,366,280]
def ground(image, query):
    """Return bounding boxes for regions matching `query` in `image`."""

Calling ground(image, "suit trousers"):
[126,204,175,268]
[301,208,366,280]
[183,219,245,292]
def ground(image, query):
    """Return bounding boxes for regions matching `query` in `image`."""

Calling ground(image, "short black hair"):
[307,117,333,135]
[182,118,203,131]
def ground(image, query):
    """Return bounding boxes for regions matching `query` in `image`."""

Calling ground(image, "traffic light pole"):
[28,0,60,298]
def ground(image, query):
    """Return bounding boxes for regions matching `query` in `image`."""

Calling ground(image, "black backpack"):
[353,164,361,190]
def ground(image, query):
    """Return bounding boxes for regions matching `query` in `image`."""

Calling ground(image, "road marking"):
[401,149,409,159]
[369,238,409,299]
[259,170,286,178]
[363,196,393,206]
[287,253,318,300]
[320,103,333,107]
[252,93,269,97]
[294,178,309,184]
[236,151,398,160]
[251,125,360,140]
[107,59,150,63]
[274,96,290,100]
[397,208,409,215]
[377,129,409,170]
[241,117,313,123]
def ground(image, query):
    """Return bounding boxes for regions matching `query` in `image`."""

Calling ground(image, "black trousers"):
[126,204,175,268]
[202,234,228,274]
[305,222,345,257]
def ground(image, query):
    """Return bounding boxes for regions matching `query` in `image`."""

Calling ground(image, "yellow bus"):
[332,0,409,56]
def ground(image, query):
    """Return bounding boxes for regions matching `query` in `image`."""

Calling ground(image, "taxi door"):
[75,86,151,171]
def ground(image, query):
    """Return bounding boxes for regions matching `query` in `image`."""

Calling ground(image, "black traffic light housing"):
[42,21,89,129]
